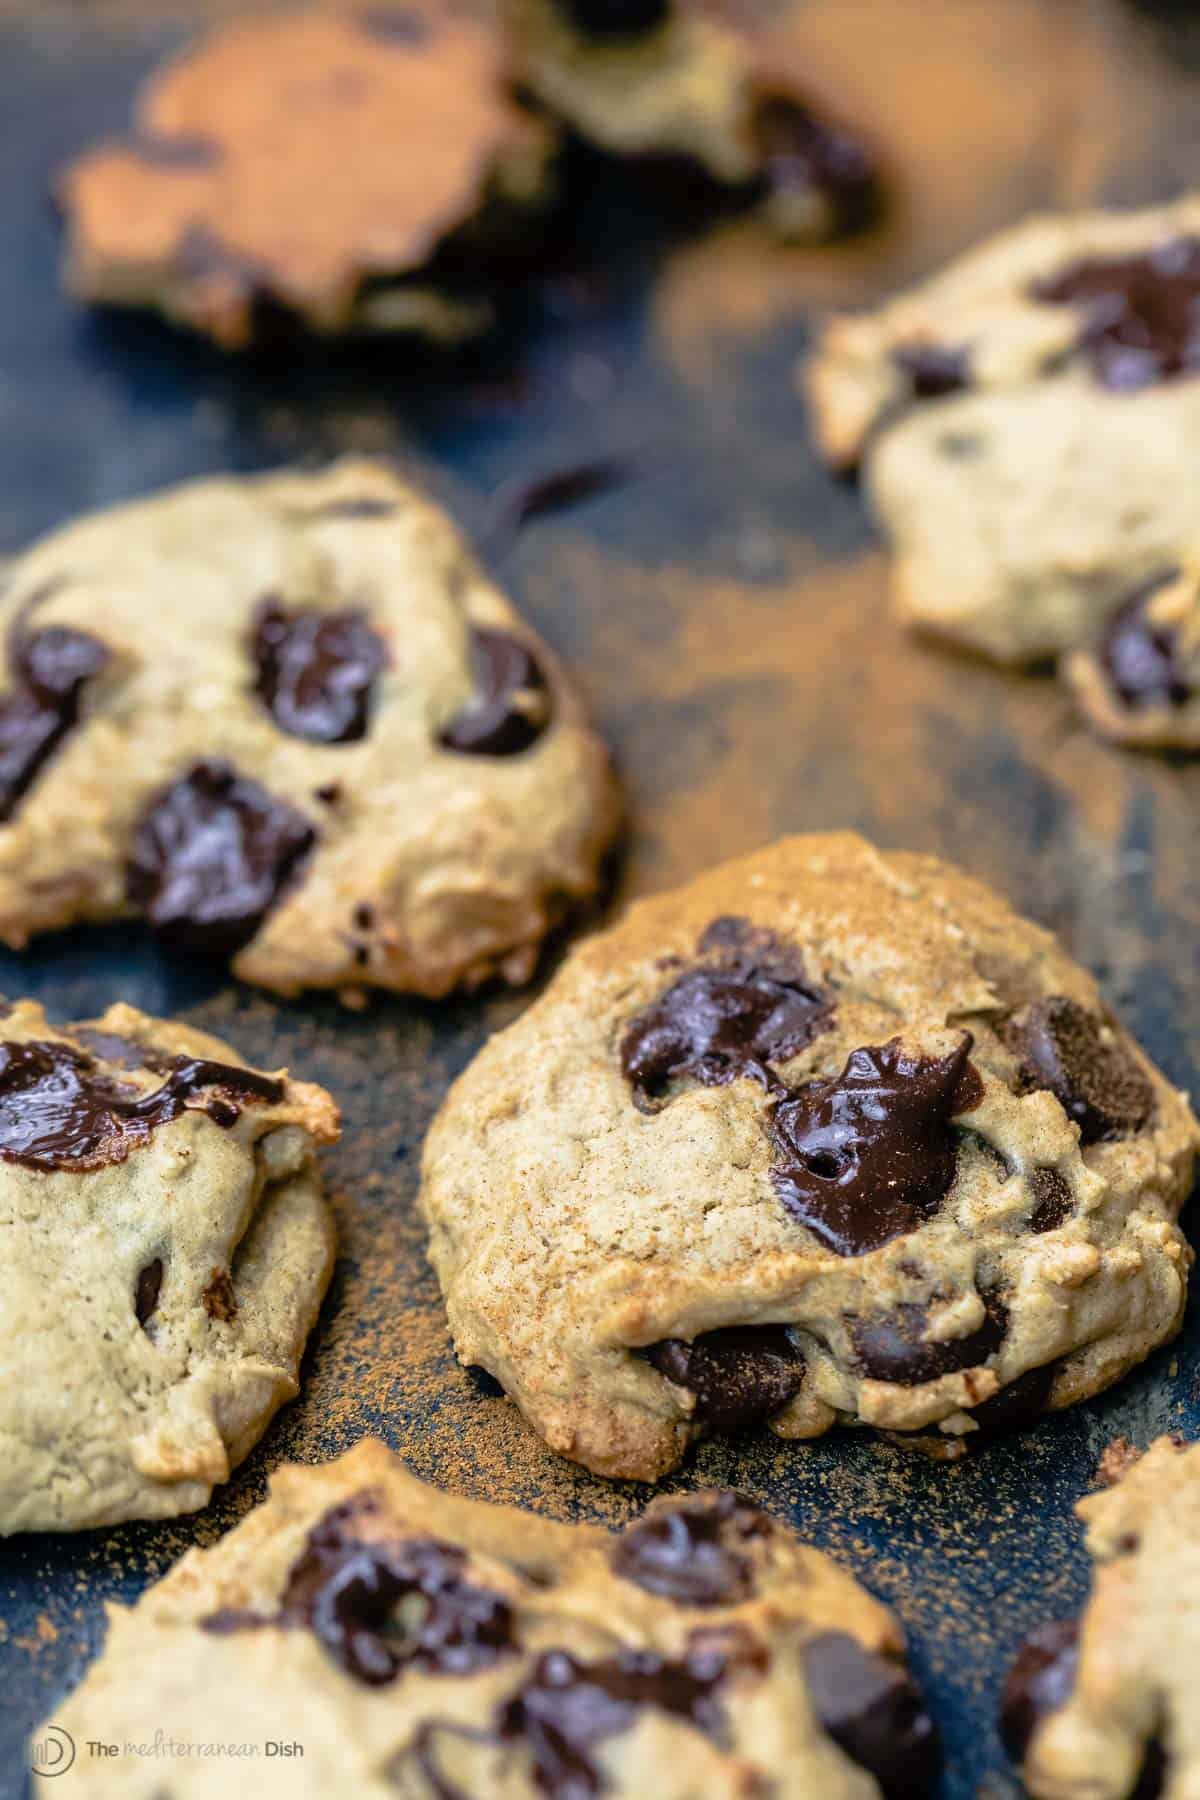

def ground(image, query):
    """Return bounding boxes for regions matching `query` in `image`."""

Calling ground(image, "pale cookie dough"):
[43,1438,938,1798]
[505,0,879,240]
[0,458,619,998]
[420,833,1198,1481]
[0,999,339,1534]
[56,5,556,348]
[804,197,1200,674]
[1002,1434,1200,1800]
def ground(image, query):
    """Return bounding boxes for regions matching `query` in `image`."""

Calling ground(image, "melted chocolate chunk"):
[0,1038,282,1172]
[620,919,831,1109]
[1028,1167,1073,1233]
[202,1267,237,1323]
[245,1498,517,1686]
[754,96,880,237]
[463,1363,506,1397]
[643,1326,805,1433]
[851,1293,1006,1385]
[893,343,971,399]
[0,623,109,823]
[253,600,387,743]
[1035,237,1200,389]
[806,1633,938,1800]
[1101,572,1192,711]
[499,1632,747,1799]
[770,1037,982,1256]
[612,1491,770,1608]
[1002,998,1153,1144]
[438,629,551,757]
[128,760,315,957]
[1000,1619,1080,1761]
[554,0,669,36]
[134,1257,163,1327]
[498,459,633,540]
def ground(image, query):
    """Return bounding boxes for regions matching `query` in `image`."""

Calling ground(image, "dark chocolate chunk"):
[0,1038,282,1172]
[1035,236,1200,389]
[553,0,669,37]
[228,1497,519,1686]
[643,1325,806,1433]
[805,1632,938,1800]
[201,1267,238,1323]
[499,1631,749,1799]
[134,1257,163,1327]
[770,1037,982,1255]
[438,629,552,757]
[620,919,831,1109]
[754,96,880,238]
[893,343,971,399]
[357,7,431,46]
[0,623,109,823]
[1002,997,1153,1144]
[128,760,315,957]
[851,1293,1006,1385]
[1100,572,1192,711]
[495,458,633,542]
[1000,1619,1080,1761]
[253,599,387,744]
[463,1363,506,1397]
[1027,1167,1073,1233]
[612,1491,771,1608]
[968,1359,1058,1438]
[300,495,398,519]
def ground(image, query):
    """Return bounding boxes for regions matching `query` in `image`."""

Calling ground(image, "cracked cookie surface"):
[0,999,338,1534]
[45,1438,937,1798]
[805,196,1200,678]
[0,458,618,998]
[1002,1433,1200,1800]
[56,4,556,347]
[420,833,1197,1480]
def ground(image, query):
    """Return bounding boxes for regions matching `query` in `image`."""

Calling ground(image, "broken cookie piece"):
[56,6,557,347]
[420,833,1197,1480]
[43,1441,938,1798]
[504,0,880,240]
[1065,560,1200,750]
[0,999,338,1534]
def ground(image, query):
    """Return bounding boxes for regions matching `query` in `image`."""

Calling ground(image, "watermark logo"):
[30,1725,76,1779]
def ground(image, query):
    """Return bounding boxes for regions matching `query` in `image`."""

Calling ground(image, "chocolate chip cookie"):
[1001,1433,1199,1800]
[0,999,338,1533]
[56,5,556,348]
[805,197,1200,705]
[420,833,1197,1480]
[0,458,618,998]
[505,0,879,240]
[45,1438,938,1797]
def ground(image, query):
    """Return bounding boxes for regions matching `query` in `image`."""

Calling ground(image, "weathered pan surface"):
[2,3,1199,1795]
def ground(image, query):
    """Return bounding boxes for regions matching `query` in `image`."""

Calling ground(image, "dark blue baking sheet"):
[3,3,1200,1796]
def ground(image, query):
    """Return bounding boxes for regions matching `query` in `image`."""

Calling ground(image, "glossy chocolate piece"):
[1100,572,1192,711]
[0,1037,282,1172]
[620,917,831,1109]
[1027,1167,1073,1233]
[754,96,880,237]
[1002,997,1153,1144]
[499,1632,748,1799]
[438,629,551,757]
[134,1257,163,1326]
[253,599,387,744]
[644,1325,806,1433]
[851,1293,1006,1385]
[805,1631,938,1800]
[1035,236,1200,389]
[770,1036,982,1255]
[612,1491,770,1607]
[128,759,315,957]
[999,1618,1080,1760]
[0,623,108,823]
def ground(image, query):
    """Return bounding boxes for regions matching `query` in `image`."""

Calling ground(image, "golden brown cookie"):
[44,1439,939,1797]
[1001,1434,1200,1800]
[57,5,556,347]
[420,833,1197,1480]
[0,1000,338,1534]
